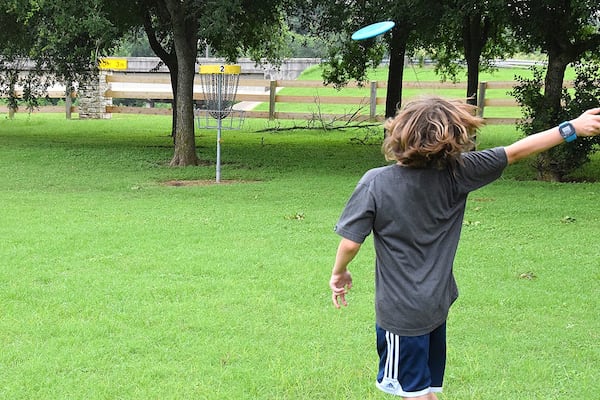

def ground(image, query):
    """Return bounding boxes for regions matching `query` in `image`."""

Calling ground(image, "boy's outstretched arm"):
[330,238,361,308]
[504,107,600,165]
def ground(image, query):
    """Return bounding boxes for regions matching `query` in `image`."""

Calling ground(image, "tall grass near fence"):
[0,114,599,399]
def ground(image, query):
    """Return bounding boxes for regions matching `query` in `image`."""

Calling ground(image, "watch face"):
[560,122,577,142]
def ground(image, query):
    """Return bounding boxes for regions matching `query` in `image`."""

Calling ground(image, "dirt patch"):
[162,179,258,187]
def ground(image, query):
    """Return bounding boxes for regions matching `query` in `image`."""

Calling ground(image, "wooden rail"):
[0,89,77,119]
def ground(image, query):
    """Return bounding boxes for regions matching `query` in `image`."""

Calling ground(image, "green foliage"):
[0,0,135,117]
[197,0,288,64]
[0,69,19,114]
[288,2,364,79]
[511,60,600,181]
[0,66,55,116]
[510,67,548,135]
[322,40,386,87]
[430,0,514,81]
[284,31,329,58]
[112,29,156,57]
[507,0,600,52]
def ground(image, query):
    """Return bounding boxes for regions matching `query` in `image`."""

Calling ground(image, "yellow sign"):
[99,58,128,71]
[199,65,241,74]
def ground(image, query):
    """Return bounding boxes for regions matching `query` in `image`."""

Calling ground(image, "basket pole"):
[199,65,241,183]
[216,74,223,182]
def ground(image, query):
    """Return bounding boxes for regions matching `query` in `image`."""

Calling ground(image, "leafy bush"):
[511,59,600,181]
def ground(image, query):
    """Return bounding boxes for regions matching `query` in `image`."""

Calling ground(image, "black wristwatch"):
[559,121,577,142]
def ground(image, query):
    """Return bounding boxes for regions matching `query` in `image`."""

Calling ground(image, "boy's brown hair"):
[382,96,484,169]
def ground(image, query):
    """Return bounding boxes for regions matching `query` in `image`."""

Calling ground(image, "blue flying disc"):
[351,21,395,41]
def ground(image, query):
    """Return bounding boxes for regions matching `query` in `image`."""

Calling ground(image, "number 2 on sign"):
[220,65,225,73]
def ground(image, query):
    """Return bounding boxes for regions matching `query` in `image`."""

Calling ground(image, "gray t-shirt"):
[335,147,508,336]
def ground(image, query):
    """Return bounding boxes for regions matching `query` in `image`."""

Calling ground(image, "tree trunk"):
[142,8,179,141]
[532,50,569,181]
[463,14,488,106]
[164,0,199,166]
[465,55,480,106]
[542,50,569,119]
[169,51,198,166]
[385,27,409,118]
[169,68,178,142]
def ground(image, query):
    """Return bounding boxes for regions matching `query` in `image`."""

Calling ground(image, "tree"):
[0,1,130,113]
[507,0,600,180]
[136,0,197,166]
[431,0,513,105]
[508,0,600,120]
[294,0,445,118]
[103,0,289,166]
[1,0,289,167]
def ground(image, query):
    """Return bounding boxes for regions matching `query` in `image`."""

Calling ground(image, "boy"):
[329,96,600,399]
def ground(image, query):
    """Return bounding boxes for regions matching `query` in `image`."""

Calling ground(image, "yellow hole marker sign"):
[99,58,128,70]
[199,65,241,74]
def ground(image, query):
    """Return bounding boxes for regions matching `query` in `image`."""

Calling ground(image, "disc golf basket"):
[198,64,244,182]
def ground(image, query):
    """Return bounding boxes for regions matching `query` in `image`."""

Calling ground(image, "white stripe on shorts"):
[384,330,400,381]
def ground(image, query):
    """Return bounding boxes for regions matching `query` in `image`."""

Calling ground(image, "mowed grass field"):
[1,73,599,399]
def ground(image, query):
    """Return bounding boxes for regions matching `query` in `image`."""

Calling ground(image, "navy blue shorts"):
[375,322,446,397]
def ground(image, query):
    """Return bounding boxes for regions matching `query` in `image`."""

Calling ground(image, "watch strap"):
[559,121,577,142]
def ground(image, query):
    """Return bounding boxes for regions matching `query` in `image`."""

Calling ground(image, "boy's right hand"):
[330,271,353,308]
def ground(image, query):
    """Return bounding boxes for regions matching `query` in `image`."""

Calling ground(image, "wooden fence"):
[2,72,564,125]
[103,73,523,125]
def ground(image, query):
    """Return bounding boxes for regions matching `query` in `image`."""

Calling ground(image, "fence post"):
[477,81,487,117]
[65,81,72,120]
[370,81,377,120]
[269,80,277,120]
[7,88,16,119]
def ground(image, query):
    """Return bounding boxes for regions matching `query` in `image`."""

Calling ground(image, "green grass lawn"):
[1,113,599,399]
